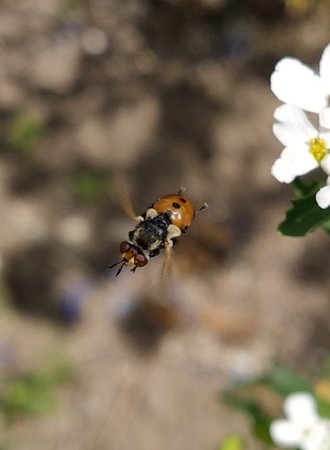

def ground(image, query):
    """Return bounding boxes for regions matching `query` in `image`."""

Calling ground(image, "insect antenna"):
[115,262,126,276]
[108,260,126,276]
[107,261,120,270]
[196,202,208,213]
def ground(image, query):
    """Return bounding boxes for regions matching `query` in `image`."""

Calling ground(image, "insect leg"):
[166,224,181,245]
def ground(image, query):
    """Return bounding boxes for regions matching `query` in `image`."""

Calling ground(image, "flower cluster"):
[270,392,330,450]
[270,43,330,209]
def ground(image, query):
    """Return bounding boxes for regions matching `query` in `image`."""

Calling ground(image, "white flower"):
[270,43,330,128]
[271,104,330,183]
[316,155,330,208]
[316,176,330,209]
[270,392,330,450]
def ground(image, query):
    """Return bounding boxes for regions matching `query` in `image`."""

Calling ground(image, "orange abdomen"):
[152,194,195,230]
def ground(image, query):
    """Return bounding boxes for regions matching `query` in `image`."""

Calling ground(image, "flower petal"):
[271,157,296,183]
[284,393,318,424]
[272,144,318,183]
[320,154,330,175]
[271,58,327,113]
[270,420,301,447]
[320,107,330,129]
[316,186,330,209]
[273,104,317,146]
[320,43,330,93]
[302,420,330,450]
[319,131,330,148]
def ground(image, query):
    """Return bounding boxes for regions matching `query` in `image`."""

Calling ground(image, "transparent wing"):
[158,243,174,305]
[113,174,139,221]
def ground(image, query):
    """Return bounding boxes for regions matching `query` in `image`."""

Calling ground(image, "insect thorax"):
[130,214,171,252]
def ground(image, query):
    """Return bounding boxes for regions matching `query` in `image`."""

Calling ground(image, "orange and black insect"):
[108,188,207,276]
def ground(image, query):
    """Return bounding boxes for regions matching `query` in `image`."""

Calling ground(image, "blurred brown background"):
[0,0,329,448]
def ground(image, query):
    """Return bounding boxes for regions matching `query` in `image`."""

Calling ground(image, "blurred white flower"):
[271,104,330,183]
[270,43,330,128]
[270,392,330,450]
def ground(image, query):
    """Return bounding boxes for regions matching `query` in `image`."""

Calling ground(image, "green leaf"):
[7,111,45,154]
[278,191,330,236]
[71,170,109,202]
[292,177,319,197]
[0,359,75,420]
[252,416,273,445]
[221,363,314,447]
[222,393,273,445]
[219,435,244,450]
[260,363,312,396]
[317,398,330,419]
[0,377,56,418]
[321,218,330,234]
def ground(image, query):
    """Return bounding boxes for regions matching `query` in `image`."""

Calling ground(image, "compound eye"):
[135,253,148,267]
[120,241,131,253]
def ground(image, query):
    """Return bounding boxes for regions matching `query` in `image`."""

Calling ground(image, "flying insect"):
[108,189,207,276]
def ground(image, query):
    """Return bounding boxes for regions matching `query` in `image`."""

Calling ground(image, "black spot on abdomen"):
[172,202,180,208]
